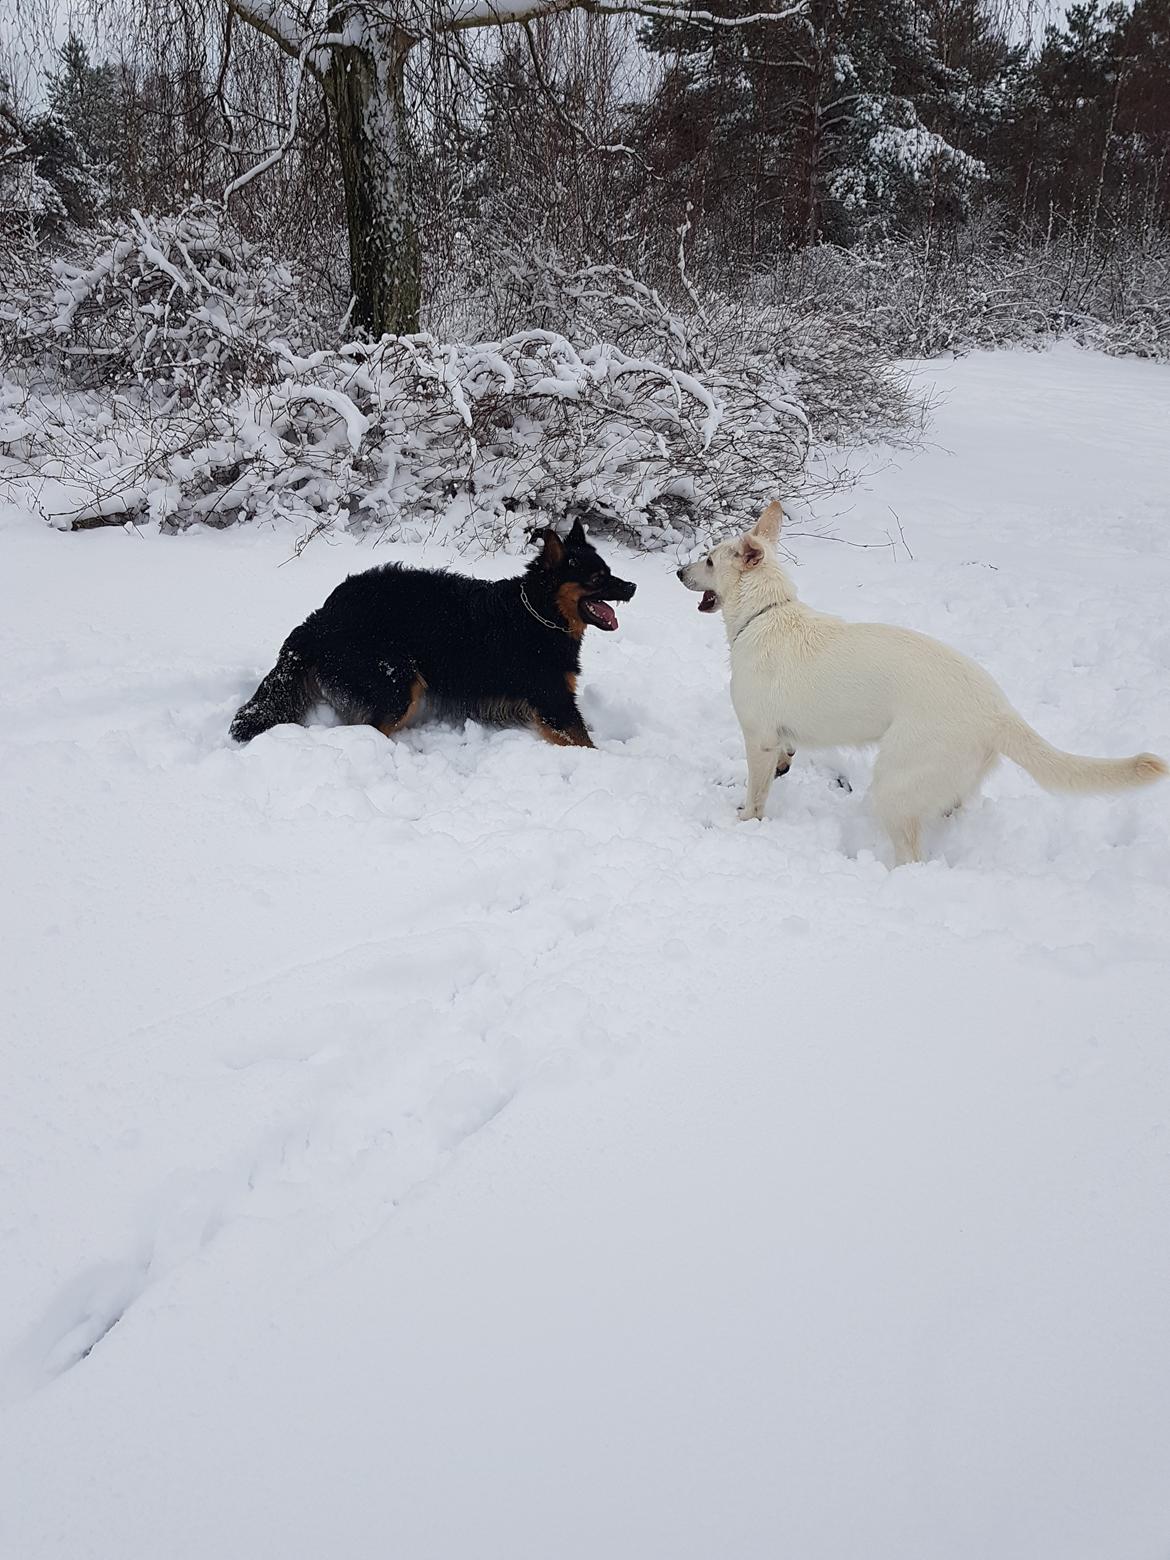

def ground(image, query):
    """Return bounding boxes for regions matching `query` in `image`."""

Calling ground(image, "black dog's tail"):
[230,644,312,743]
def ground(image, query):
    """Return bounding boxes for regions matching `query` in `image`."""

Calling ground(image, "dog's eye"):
[705,557,713,568]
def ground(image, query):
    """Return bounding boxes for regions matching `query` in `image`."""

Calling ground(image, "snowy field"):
[2,343,1169,1559]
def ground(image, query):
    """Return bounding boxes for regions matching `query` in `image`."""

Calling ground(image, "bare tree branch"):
[519,18,655,166]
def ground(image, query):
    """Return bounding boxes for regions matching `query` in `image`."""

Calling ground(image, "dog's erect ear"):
[567,516,587,544]
[533,528,565,569]
[753,500,783,543]
[741,535,765,569]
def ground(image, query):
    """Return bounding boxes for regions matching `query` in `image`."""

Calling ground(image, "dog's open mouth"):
[698,589,720,613]
[580,597,620,631]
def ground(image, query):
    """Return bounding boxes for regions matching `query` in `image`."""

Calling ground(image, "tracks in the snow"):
[0,907,614,1401]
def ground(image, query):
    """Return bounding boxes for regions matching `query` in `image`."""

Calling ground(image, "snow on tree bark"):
[327,33,420,336]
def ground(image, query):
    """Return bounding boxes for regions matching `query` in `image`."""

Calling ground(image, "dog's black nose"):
[675,568,686,581]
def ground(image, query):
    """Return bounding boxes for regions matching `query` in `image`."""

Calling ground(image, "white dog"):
[678,501,1166,864]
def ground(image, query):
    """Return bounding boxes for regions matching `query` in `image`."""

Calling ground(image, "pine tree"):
[41,34,132,214]
[998,0,1170,231]
[636,0,1006,255]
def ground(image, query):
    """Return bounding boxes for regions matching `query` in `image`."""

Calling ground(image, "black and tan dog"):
[230,519,636,748]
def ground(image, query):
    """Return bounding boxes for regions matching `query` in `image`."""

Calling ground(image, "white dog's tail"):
[997,715,1167,794]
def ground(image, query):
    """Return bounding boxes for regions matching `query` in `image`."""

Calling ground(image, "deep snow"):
[1,344,1169,1559]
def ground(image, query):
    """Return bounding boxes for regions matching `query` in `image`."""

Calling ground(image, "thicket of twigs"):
[760,223,1170,361]
[0,206,922,541]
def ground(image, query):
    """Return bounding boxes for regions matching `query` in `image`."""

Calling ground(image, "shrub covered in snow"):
[0,327,805,542]
[1,208,922,545]
[7,199,1163,549]
[451,249,917,455]
[760,225,1170,362]
[9,203,323,391]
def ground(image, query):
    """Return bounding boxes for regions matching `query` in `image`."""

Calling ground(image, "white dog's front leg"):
[739,727,786,820]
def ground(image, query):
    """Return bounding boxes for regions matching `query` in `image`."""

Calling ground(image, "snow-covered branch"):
[223,49,311,202]
[226,0,809,60]
[224,0,342,73]
[439,0,806,33]
[226,0,313,59]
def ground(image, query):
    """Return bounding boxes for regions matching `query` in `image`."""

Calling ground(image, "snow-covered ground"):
[1,343,1169,1559]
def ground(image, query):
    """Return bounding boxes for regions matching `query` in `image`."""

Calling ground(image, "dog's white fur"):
[680,501,1167,864]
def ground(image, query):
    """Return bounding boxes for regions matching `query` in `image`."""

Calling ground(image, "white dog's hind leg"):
[739,727,787,821]
[873,728,994,864]
[944,753,996,817]
[871,724,941,864]
[872,782,925,863]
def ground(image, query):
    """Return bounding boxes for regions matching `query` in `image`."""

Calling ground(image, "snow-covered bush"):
[4,212,926,545]
[0,322,817,543]
[432,247,919,455]
[758,226,1170,362]
[10,203,324,391]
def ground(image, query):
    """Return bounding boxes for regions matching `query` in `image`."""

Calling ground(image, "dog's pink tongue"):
[698,590,719,613]
[591,601,618,630]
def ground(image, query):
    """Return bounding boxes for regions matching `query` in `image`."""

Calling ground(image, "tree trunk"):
[327,36,420,337]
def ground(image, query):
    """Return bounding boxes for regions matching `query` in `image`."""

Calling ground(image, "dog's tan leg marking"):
[532,676,593,748]
[534,717,594,749]
[377,675,426,737]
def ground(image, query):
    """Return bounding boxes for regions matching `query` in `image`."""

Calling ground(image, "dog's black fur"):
[230,519,636,748]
